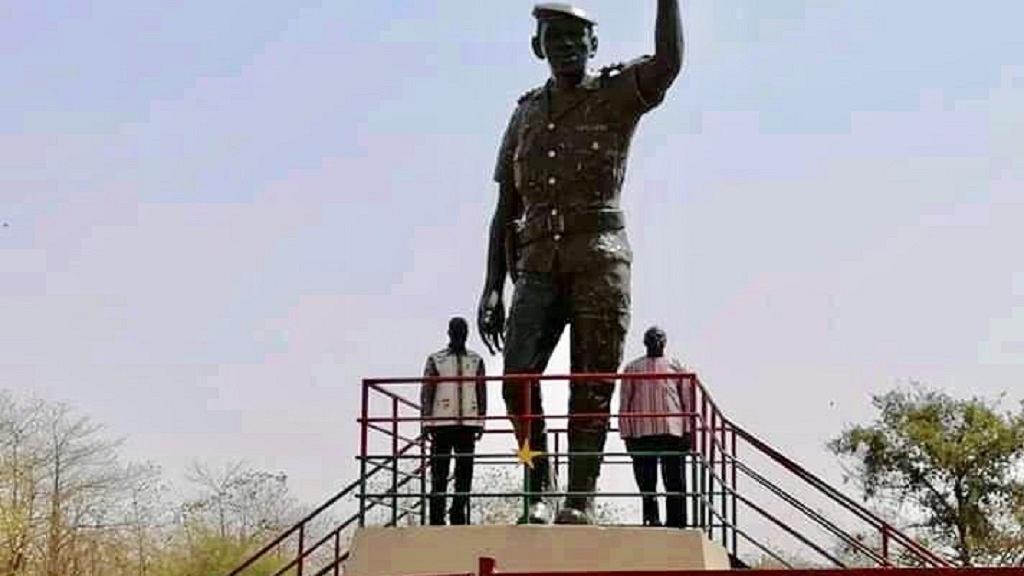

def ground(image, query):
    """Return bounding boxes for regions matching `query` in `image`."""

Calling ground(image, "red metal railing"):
[358,373,953,569]
[228,371,955,575]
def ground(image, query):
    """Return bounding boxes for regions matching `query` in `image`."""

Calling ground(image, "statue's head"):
[448,316,469,348]
[643,326,667,357]
[531,3,598,80]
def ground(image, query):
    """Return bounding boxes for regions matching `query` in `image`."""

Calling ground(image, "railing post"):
[730,425,738,556]
[521,376,532,521]
[881,523,890,566]
[688,376,698,529]
[718,410,727,548]
[333,530,341,576]
[554,430,561,496]
[700,392,709,533]
[296,523,305,576]
[479,557,497,576]
[420,416,427,526]
[710,408,718,541]
[391,396,399,526]
[359,380,369,527]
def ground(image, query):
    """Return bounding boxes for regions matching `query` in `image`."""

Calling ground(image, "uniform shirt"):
[618,355,691,439]
[420,347,487,428]
[494,57,667,274]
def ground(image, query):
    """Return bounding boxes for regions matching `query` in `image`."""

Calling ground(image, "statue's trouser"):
[503,264,630,517]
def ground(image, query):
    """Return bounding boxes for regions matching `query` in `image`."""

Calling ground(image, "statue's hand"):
[477,287,505,355]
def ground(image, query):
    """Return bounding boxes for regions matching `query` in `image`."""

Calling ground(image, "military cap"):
[532,3,597,26]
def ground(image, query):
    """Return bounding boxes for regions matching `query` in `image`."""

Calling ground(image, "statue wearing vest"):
[420,317,487,525]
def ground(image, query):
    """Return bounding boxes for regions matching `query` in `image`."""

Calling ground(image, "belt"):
[516,209,624,246]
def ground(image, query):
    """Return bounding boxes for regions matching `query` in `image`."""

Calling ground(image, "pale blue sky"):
[3,0,1023,522]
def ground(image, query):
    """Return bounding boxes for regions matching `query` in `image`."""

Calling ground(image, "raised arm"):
[636,0,684,105]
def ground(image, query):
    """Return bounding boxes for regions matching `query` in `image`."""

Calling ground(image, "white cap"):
[532,3,597,26]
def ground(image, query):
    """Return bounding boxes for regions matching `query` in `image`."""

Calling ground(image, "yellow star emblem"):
[516,438,545,469]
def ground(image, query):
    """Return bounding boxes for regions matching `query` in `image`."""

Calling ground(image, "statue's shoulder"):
[516,85,544,105]
[598,56,653,85]
[599,61,627,80]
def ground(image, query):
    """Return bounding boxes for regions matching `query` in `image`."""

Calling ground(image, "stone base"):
[344,525,730,576]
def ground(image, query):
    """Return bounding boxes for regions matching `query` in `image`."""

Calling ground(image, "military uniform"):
[495,55,667,517]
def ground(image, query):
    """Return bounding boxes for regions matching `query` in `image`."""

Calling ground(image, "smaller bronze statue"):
[477,2,684,524]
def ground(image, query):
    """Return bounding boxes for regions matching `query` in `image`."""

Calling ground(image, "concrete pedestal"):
[344,525,731,576]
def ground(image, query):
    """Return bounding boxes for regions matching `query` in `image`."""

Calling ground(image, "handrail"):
[270,499,423,576]
[309,551,350,576]
[694,488,793,569]
[231,370,954,575]
[227,477,362,576]
[255,459,428,576]
[726,454,887,566]
[364,372,703,385]
[365,382,421,411]
[728,420,953,567]
[228,433,426,576]
[364,421,424,446]
[728,483,846,567]
[364,372,945,568]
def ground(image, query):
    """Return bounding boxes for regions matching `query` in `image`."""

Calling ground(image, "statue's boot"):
[513,425,552,525]
[554,429,607,525]
[516,461,552,525]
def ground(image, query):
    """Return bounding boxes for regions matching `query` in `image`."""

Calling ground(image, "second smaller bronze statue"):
[477,2,684,524]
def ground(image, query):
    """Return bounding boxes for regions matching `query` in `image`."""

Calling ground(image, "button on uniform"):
[548,150,557,158]
[548,177,557,185]
[547,123,556,131]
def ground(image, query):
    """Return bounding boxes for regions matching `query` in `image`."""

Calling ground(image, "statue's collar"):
[545,73,601,94]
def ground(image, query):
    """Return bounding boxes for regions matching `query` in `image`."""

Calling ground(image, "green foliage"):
[150,530,289,576]
[829,385,1024,566]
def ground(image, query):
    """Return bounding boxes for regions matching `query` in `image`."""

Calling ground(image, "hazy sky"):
[3,0,1023,527]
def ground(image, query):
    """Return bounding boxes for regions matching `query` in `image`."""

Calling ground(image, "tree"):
[1,391,312,576]
[0,394,46,574]
[183,462,295,543]
[0,392,138,575]
[829,385,1024,566]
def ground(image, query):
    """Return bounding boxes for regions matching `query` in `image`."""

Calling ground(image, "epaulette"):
[517,86,543,104]
[599,62,626,81]
[600,55,654,83]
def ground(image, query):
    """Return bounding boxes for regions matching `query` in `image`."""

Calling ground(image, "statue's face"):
[538,18,595,77]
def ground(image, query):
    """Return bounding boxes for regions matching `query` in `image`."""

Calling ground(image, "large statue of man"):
[477,2,684,524]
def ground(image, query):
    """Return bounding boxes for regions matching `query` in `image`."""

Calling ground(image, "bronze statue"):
[477,2,684,524]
